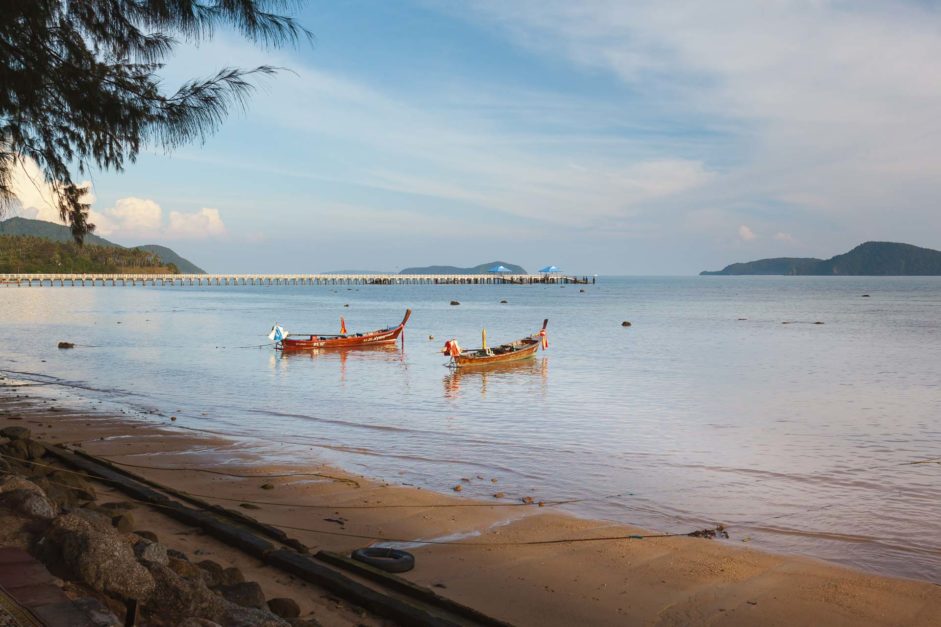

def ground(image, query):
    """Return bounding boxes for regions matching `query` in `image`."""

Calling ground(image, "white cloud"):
[773,232,794,243]
[167,208,226,238]
[89,198,226,241]
[738,224,757,241]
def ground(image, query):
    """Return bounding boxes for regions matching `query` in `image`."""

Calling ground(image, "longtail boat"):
[442,319,548,368]
[273,309,411,351]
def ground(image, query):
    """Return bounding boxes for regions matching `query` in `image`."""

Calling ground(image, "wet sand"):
[1,380,939,626]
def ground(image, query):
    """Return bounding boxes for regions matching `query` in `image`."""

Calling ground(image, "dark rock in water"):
[621,321,632,327]
[260,483,274,490]
[240,502,261,510]
[112,512,136,532]
[450,300,460,306]
[814,321,825,325]
[862,294,870,297]
[167,548,189,562]
[268,598,300,619]
[219,581,266,609]
[580,289,585,292]
[500,300,508,304]
[57,342,75,349]
[1,426,30,440]
[46,512,156,600]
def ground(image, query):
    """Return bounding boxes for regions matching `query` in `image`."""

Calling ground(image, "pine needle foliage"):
[0,0,310,242]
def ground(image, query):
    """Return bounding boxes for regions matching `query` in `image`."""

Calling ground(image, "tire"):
[351,547,415,573]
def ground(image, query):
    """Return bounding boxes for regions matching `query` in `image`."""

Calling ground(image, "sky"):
[9,0,941,274]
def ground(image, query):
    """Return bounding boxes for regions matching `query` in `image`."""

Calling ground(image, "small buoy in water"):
[344,304,349,308]
[621,321,632,327]
[737,318,747,321]
[861,294,870,297]
[170,416,177,421]
[579,289,585,293]
[500,300,508,304]
[57,342,75,349]
[450,300,460,306]
[814,321,824,325]
[428,335,434,340]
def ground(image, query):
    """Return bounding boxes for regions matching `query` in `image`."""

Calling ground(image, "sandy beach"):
[1,377,938,626]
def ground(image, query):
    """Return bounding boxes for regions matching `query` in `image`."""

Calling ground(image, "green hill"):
[400,261,527,275]
[701,242,941,275]
[0,217,205,273]
[0,234,179,273]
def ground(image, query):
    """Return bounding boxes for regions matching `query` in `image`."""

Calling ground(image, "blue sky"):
[12,1,941,273]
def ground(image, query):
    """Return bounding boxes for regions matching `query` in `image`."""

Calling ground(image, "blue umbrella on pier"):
[539,265,561,273]
[488,264,512,273]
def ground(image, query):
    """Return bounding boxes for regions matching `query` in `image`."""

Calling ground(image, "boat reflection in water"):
[272,343,405,383]
[444,357,548,400]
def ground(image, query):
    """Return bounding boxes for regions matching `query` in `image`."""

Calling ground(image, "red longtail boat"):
[276,309,411,351]
[442,319,548,368]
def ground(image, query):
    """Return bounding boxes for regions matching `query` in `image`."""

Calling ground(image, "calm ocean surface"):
[1,277,939,581]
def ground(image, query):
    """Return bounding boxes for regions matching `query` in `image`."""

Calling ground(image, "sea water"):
[0,277,938,582]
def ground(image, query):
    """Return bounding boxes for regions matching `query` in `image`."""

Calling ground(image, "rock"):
[288,618,323,627]
[6,439,30,460]
[452,485,462,492]
[134,539,169,566]
[134,530,159,542]
[221,567,245,586]
[621,321,632,327]
[450,300,460,306]
[179,619,223,627]
[71,507,112,527]
[267,598,300,619]
[500,300,508,304]
[861,294,870,297]
[167,548,189,561]
[0,489,57,519]
[112,512,135,532]
[57,342,75,349]
[196,560,224,588]
[239,503,261,510]
[260,483,274,490]
[521,496,534,504]
[493,492,505,498]
[49,471,96,501]
[168,557,202,579]
[219,581,266,609]
[27,441,46,460]
[0,475,46,496]
[814,321,825,325]
[46,512,155,600]
[0,426,30,440]
[146,563,285,627]
[428,335,434,340]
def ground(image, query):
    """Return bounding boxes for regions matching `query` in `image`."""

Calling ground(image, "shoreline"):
[2,375,939,625]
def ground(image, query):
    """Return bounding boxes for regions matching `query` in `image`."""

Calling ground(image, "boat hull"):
[277,310,410,351]
[451,339,540,367]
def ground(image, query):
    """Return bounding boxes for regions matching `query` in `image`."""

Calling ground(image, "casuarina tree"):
[0,0,309,242]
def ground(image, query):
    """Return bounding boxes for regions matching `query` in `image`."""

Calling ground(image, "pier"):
[0,273,594,287]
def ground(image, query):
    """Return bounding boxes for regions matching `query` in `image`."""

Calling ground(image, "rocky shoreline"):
[0,425,316,627]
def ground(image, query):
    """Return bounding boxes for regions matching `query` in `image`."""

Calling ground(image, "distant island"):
[0,217,205,273]
[701,242,941,276]
[399,261,526,275]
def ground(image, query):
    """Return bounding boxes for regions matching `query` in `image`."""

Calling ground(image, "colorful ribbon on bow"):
[539,328,548,350]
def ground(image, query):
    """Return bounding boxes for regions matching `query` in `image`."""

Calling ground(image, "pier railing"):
[0,273,594,287]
